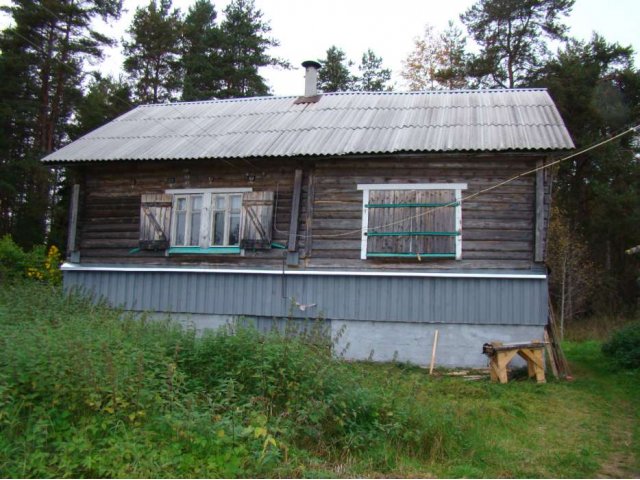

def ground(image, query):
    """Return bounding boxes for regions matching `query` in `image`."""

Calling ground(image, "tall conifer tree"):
[218,0,283,98]
[182,0,223,101]
[0,0,122,247]
[123,0,183,103]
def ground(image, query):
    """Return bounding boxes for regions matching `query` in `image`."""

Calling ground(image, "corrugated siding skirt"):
[63,269,548,326]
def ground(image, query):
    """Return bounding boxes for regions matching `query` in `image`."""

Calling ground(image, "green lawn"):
[0,281,638,478]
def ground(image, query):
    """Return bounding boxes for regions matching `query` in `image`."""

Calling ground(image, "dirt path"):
[597,408,639,479]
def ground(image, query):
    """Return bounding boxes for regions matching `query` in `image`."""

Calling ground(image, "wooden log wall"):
[74,153,549,271]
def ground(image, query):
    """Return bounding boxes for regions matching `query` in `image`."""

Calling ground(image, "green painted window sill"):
[168,246,241,255]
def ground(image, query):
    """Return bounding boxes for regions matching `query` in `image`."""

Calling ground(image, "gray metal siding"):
[64,270,548,326]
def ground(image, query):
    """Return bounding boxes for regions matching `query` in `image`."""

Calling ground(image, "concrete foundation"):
[332,320,545,368]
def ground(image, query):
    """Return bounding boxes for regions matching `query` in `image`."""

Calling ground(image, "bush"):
[602,321,640,369]
[0,235,61,285]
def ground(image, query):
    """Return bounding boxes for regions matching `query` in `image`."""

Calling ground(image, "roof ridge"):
[135,88,550,108]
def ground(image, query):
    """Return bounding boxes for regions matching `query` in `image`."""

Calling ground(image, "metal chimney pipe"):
[302,60,321,97]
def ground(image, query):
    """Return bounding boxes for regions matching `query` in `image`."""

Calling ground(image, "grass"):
[0,281,638,478]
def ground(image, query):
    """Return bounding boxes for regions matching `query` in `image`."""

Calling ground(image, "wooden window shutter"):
[139,194,172,250]
[240,191,274,249]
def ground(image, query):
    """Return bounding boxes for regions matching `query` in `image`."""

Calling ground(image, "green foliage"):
[0,235,61,284]
[461,0,574,87]
[602,322,640,369]
[72,74,132,138]
[0,284,638,477]
[317,46,355,92]
[181,0,224,101]
[124,0,183,103]
[536,35,640,313]
[217,0,286,98]
[0,283,441,477]
[355,49,392,92]
[0,0,121,248]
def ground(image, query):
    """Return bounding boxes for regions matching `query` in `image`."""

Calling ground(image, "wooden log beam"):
[288,169,303,252]
[535,159,545,262]
[67,184,80,260]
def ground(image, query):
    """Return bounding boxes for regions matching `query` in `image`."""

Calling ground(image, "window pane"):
[212,212,225,245]
[176,211,186,245]
[176,197,187,211]
[230,194,241,212]
[191,195,202,211]
[215,195,226,210]
[190,212,201,245]
[229,214,240,245]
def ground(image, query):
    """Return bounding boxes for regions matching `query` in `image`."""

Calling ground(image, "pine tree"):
[123,0,183,103]
[218,0,283,98]
[73,74,132,138]
[0,0,121,247]
[355,49,392,91]
[434,21,469,90]
[317,46,355,92]
[461,0,574,88]
[182,0,224,101]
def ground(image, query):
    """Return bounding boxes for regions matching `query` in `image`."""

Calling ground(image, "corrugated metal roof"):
[43,89,574,163]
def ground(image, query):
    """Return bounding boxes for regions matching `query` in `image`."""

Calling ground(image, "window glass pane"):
[212,212,225,245]
[229,214,240,245]
[176,211,186,245]
[176,197,187,211]
[191,195,202,211]
[190,212,201,245]
[215,195,226,210]
[230,194,241,212]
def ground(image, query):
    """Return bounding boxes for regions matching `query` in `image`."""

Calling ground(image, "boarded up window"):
[364,188,461,259]
[240,191,274,249]
[140,194,172,250]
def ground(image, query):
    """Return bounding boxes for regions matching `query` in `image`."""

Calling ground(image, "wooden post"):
[303,171,315,258]
[535,159,545,262]
[429,329,439,374]
[66,184,80,260]
[288,169,303,252]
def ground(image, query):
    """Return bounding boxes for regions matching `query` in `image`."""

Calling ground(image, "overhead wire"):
[310,124,640,239]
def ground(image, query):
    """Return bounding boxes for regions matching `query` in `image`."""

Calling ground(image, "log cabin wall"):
[74,152,549,271]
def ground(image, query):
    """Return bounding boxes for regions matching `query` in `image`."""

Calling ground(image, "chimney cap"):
[302,60,322,69]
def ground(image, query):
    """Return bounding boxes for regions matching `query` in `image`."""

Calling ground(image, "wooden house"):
[43,63,574,367]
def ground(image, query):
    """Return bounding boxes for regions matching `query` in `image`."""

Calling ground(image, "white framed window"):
[173,194,203,246]
[357,183,467,260]
[166,188,251,249]
[211,193,243,246]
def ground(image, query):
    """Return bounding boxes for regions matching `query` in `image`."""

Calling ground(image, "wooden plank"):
[303,170,315,258]
[66,184,80,259]
[288,169,303,252]
[535,159,544,262]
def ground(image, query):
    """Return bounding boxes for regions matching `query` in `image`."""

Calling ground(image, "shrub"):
[0,235,62,285]
[602,321,640,369]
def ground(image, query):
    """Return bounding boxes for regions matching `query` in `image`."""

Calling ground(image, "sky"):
[2,0,639,96]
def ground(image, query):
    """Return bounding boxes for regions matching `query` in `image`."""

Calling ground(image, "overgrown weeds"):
[0,281,637,478]
[0,281,446,477]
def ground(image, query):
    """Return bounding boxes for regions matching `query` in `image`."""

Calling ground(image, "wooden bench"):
[483,341,546,384]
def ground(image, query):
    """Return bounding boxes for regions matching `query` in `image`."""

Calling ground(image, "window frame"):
[356,183,468,260]
[166,188,251,252]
